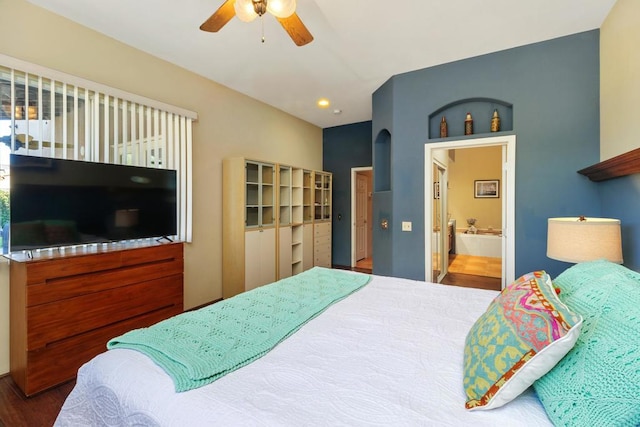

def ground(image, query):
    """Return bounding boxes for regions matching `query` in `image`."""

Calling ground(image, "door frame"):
[351,166,373,267]
[424,135,516,288]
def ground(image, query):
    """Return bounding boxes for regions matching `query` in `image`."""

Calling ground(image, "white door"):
[355,173,368,261]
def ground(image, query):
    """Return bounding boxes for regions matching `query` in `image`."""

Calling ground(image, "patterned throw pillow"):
[463,271,582,410]
[533,260,640,426]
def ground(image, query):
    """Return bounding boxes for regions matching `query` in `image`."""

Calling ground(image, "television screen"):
[9,154,177,251]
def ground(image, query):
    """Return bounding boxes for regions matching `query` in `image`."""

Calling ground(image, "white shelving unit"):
[223,157,332,298]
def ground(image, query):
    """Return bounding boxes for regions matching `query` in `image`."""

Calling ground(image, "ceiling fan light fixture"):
[200,0,312,47]
[234,0,258,22]
[267,0,296,18]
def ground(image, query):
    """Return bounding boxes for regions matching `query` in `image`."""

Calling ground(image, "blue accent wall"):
[599,174,640,271]
[323,121,372,267]
[371,74,396,277]
[368,30,602,280]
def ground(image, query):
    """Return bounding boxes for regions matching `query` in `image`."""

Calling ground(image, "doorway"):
[351,166,373,271]
[425,135,516,289]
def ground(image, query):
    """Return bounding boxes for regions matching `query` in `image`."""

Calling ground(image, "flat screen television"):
[9,154,177,251]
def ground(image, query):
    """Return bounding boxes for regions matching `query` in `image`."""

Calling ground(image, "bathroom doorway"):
[425,135,516,289]
[351,166,373,272]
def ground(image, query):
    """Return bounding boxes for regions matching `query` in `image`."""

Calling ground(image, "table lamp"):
[547,216,623,263]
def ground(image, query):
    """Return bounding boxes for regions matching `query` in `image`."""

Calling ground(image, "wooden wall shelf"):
[577,147,640,182]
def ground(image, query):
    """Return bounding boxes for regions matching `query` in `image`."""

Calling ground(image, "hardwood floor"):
[346,256,501,291]
[440,271,502,291]
[354,257,372,273]
[447,254,501,278]
[440,254,502,291]
[0,374,74,427]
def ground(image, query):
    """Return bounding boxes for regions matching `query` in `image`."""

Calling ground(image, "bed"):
[54,262,640,426]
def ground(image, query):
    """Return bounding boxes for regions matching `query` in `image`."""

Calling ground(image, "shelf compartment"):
[262,165,274,185]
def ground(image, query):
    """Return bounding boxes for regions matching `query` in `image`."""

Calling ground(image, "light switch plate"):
[402,221,412,232]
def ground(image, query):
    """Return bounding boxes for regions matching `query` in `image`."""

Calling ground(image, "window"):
[0,54,196,254]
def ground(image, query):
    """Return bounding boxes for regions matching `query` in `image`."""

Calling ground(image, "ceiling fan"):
[200,0,314,46]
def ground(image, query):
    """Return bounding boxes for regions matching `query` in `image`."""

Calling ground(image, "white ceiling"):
[26,0,616,129]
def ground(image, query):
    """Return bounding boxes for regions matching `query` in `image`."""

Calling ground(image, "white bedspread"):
[55,274,552,426]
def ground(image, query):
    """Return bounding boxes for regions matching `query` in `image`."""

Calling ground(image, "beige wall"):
[600,0,640,160]
[0,0,322,375]
[448,146,502,232]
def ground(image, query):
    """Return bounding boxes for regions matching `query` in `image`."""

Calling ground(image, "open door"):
[432,161,448,282]
[351,167,373,269]
[355,173,368,261]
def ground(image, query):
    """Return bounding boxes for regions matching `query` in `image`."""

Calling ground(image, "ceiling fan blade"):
[200,0,237,32]
[277,12,314,46]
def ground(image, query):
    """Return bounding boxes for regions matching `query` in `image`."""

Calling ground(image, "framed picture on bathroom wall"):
[474,179,500,198]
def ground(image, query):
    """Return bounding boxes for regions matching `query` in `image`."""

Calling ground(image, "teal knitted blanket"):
[107,267,371,392]
[533,260,640,426]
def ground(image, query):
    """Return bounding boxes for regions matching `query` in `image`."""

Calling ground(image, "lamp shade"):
[547,217,623,264]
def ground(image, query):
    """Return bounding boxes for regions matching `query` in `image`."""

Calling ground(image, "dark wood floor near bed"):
[0,374,74,427]
[349,258,501,291]
[441,272,501,291]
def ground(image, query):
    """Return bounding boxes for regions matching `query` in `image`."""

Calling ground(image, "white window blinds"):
[0,54,196,242]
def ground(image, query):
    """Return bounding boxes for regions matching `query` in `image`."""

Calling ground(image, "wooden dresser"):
[9,241,184,396]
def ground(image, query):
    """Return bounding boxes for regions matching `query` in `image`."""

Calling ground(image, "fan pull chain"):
[261,16,265,43]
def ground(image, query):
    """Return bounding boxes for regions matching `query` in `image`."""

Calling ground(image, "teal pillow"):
[534,260,640,426]
[464,271,582,410]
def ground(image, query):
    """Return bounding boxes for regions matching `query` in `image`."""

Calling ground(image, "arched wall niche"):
[428,97,513,139]
[374,128,392,192]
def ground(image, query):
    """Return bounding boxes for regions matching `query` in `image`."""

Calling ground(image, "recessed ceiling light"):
[317,98,330,108]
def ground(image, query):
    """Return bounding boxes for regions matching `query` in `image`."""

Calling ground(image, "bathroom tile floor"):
[448,254,502,278]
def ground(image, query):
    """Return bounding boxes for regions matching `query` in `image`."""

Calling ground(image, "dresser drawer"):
[26,274,183,350]
[24,304,181,395]
[27,254,183,307]
[314,235,331,247]
[314,222,331,236]
[314,253,331,268]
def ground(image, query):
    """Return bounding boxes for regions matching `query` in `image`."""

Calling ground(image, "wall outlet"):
[402,221,412,232]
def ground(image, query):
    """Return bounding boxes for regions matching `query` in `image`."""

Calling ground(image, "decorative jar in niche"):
[439,116,448,138]
[490,109,501,132]
[464,113,473,135]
